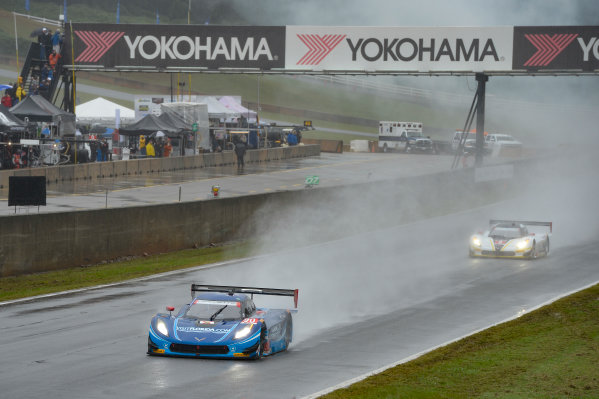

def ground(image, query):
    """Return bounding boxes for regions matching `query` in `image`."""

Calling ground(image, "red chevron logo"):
[523,33,578,67]
[74,31,125,63]
[296,34,346,65]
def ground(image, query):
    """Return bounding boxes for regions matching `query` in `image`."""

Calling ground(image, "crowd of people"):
[1,27,63,108]
[129,135,173,158]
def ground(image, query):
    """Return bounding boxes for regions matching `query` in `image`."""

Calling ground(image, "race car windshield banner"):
[513,26,599,72]
[65,23,285,69]
[285,26,514,73]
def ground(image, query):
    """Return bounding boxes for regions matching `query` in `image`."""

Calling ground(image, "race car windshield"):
[184,300,242,321]
[490,227,522,239]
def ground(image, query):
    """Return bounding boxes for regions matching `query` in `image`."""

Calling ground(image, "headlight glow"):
[234,325,252,339]
[517,239,530,250]
[156,319,169,337]
[471,237,481,247]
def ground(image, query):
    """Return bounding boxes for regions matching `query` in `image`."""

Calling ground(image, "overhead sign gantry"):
[61,23,599,165]
[63,24,599,74]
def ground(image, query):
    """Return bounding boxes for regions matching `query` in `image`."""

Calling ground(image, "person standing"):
[146,138,155,157]
[163,138,172,158]
[234,138,247,169]
[52,29,62,54]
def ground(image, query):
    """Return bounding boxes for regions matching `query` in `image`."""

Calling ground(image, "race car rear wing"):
[490,220,552,233]
[191,284,299,308]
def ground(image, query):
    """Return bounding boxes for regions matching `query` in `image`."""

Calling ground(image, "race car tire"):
[529,241,537,259]
[383,144,388,153]
[257,325,267,359]
[284,316,293,351]
[545,238,550,256]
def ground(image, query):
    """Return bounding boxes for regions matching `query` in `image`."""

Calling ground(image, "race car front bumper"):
[147,326,263,359]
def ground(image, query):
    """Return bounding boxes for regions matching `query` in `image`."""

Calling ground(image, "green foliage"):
[321,284,599,399]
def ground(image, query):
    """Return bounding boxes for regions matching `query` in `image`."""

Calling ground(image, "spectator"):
[29,76,39,95]
[52,29,62,54]
[100,139,109,161]
[41,63,52,82]
[49,50,61,70]
[146,138,156,157]
[234,137,247,169]
[15,84,27,103]
[163,138,172,157]
[1,91,12,108]
[9,82,17,105]
[38,28,52,61]
[139,135,147,157]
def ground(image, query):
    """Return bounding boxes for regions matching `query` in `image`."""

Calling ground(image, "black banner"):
[65,23,285,70]
[513,26,599,72]
[8,176,46,207]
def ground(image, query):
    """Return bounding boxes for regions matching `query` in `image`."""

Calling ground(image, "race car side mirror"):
[166,306,175,316]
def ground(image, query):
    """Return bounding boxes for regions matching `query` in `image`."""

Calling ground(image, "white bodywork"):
[469,220,551,259]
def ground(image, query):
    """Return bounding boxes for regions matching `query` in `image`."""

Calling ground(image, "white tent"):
[195,96,240,120]
[219,96,258,123]
[76,97,136,125]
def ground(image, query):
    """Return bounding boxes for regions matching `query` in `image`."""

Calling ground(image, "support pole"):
[475,73,488,167]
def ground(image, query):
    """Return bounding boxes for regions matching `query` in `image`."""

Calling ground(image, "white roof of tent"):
[218,96,257,122]
[76,97,135,123]
[195,96,239,119]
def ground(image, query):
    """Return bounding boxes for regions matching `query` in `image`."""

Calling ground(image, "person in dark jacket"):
[234,138,247,169]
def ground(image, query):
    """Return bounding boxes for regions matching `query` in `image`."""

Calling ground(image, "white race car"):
[469,220,552,259]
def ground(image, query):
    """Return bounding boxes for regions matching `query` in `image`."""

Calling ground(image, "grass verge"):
[321,283,599,399]
[0,241,253,302]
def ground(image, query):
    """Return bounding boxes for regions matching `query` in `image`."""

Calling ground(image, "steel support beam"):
[475,73,488,167]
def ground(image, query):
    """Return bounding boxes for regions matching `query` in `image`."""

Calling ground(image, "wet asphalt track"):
[1,151,598,398]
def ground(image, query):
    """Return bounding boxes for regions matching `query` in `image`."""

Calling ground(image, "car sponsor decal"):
[241,318,259,324]
[176,326,231,334]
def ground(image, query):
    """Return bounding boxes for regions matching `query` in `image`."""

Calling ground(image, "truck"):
[378,121,433,153]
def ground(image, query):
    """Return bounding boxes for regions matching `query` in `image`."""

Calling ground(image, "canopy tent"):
[119,113,180,136]
[9,95,76,135]
[195,96,239,120]
[161,102,210,150]
[0,106,27,134]
[75,97,135,125]
[158,111,190,134]
[218,96,257,123]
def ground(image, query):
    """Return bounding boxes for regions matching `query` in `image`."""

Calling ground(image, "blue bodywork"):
[148,292,293,359]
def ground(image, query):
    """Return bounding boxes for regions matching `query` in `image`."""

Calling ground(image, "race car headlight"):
[517,239,530,250]
[156,319,169,337]
[234,325,252,340]
[471,237,481,247]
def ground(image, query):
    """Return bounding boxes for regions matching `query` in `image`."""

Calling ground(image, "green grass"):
[321,283,599,399]
[0,241,253,301]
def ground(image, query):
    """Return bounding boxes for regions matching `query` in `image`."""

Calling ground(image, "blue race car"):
[148,284,298,359]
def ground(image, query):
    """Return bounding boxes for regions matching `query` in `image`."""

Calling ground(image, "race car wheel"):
[529,241,537,259]
[257,325,267,359]
[284,316,293,351]
[383,143,388,153]
[545,238,550,255]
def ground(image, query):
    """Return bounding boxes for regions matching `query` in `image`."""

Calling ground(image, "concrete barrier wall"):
[0,145,319,191]
[302,139,344,153]
[0,158,536,277]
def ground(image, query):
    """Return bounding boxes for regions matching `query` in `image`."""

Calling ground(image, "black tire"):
[529,241,537,259]
[545,238,550,256]
[284,316,293,351]
[383,143,388,153]
[257,325,267,359]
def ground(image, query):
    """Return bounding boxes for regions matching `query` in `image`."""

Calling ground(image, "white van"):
[485,134,522,148]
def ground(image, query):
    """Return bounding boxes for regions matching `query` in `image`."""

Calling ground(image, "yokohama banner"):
[513,26,599,72]
[284,26,514,72]
[65,23,285,69]
[64,23,599,74]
